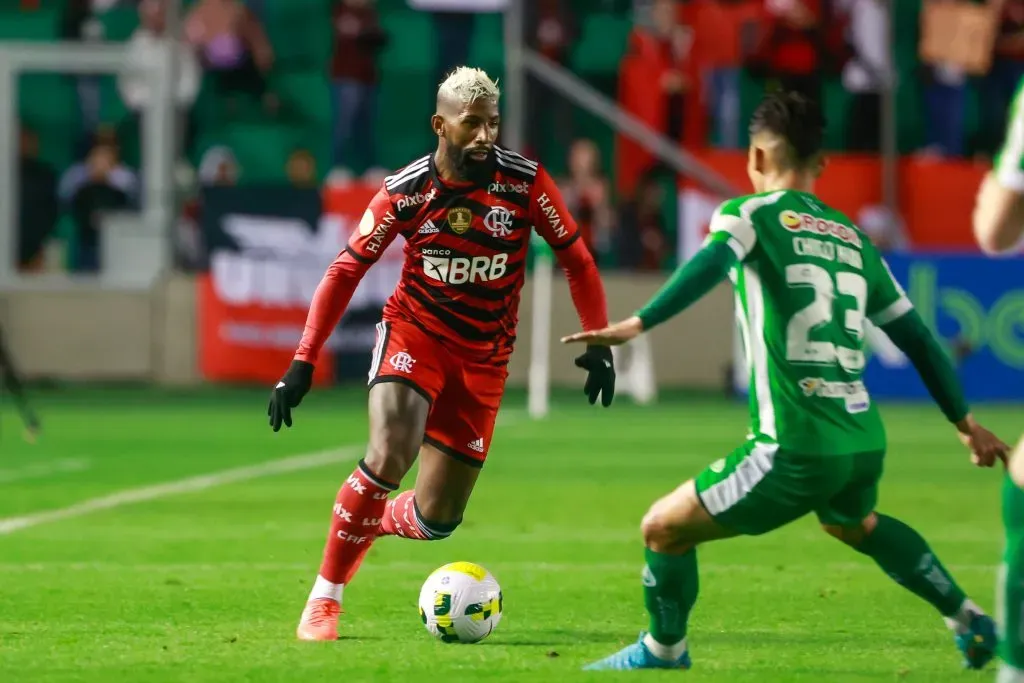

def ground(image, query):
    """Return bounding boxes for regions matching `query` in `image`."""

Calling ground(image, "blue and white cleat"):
[954,613,997,670]
[583,632,692,671]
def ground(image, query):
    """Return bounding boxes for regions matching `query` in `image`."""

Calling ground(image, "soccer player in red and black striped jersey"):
[265,66,616,641]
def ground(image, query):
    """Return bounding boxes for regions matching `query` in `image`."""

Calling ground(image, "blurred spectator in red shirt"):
[747,0,823,102]
[690,0,763,149]
[617,0,697,196]
[330,0,388,175]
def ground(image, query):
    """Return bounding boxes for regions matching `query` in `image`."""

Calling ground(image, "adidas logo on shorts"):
[467,438,485,453]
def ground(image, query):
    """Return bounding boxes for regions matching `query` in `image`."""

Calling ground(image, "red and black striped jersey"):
[295,147,608,366]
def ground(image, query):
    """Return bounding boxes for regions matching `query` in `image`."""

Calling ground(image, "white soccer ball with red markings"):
[418,561,503,643]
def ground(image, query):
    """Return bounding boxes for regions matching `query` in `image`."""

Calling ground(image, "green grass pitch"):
[0,387,1014,682]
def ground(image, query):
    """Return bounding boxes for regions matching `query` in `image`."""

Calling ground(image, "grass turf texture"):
[0,387,1013,682]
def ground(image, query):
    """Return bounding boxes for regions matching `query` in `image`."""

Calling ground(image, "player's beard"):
[450,143,494,184]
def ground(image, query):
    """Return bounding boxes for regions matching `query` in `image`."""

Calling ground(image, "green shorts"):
[999,474,1024,674]
[694,440,884,536]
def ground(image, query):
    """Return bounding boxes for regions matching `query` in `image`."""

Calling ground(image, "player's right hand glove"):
[268,360,314,432]
[574,345,616,407]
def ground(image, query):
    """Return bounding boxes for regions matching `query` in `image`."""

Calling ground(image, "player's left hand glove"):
[268,360,314,432]
[574,345,615,407]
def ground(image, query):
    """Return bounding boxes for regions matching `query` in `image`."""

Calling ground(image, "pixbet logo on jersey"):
[421,248,508,285]
[488,181,529,195]
[396,189,437,212]
[778,209,863,248]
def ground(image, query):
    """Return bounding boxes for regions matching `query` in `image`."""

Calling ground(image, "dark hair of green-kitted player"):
[748,91,827,173]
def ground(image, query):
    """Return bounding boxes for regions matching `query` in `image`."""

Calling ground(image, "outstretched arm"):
[635,240,737,332]
[293,252,372,365]
[530,166,608,331]
[878,309,968,424]
[530,165,614,406]
[561,202,750,345]
[294,186,402,364]
[879,309,1008,465]
[269,185,404,431]
[869,256,1008,464]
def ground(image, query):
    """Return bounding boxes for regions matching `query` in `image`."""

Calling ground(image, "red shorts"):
[367,320,508,467]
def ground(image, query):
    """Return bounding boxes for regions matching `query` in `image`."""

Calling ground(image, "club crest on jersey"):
[447,207,473,235]
[483,206,515,238]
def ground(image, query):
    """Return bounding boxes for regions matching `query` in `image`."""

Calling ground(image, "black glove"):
[574,345,615,407]
[268,360,314,432]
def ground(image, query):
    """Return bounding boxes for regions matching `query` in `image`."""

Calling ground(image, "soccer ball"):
[418,561,503,643]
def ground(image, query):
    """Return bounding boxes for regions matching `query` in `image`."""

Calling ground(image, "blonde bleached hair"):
[436,66,500,108]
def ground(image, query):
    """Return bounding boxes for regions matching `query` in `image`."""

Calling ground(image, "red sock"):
[379,490,430,539]
[318,460,396,585]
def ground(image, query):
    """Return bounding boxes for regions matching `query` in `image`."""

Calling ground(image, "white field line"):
[0,408,529,537]
[0,446,363,536]
[0,458,91,484]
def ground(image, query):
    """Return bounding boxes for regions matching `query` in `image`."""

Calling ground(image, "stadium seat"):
[468,12,504,75]
[570,13,632,76]
[205,121,329,184]
[96,6,140,42]
[263,0,332,71]
[270,71,331,128]
[97,75,129,127]
[18,73,77,134]
[214,123,295,184]
[375,8,435,170]
[378,10,434,75]
[0,8,60,41]
[822,77,851,151]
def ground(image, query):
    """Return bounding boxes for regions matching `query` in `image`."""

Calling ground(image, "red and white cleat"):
[296,598,342,641]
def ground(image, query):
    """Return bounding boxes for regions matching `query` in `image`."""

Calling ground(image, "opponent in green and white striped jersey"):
[570,90,1006,675]
[700,188,915,454]
[573,88,1003,675]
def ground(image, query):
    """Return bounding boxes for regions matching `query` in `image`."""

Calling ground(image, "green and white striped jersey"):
[994,78,1024,192]
[705,190,913,455]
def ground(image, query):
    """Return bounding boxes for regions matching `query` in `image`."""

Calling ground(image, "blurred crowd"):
[12,0,1016,275]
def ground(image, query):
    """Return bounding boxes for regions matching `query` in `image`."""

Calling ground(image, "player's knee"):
[641,503,695,554]
[822,512,877,547]
[411,499,462,541]
[641,509,675,552]
[641,480,717,553]
[365,426,421,482]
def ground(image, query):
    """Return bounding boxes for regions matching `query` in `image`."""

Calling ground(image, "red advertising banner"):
[198,183,400,384]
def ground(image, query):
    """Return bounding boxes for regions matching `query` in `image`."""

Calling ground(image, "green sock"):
[855,514,966,617]
[643,547,698,645]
